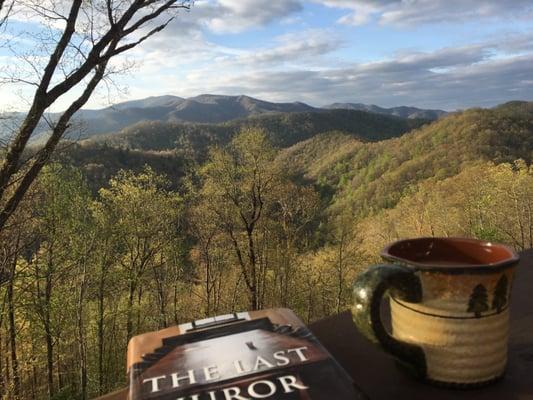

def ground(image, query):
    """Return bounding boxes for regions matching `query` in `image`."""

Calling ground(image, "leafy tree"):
[281,104,533,220]
[272,182,320,307]
[195,128,281,310]
[19,164,94,398]
[357,161,533,261]
[96,166,183,340]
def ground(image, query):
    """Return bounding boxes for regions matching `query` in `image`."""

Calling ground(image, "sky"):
[1,0,533,112]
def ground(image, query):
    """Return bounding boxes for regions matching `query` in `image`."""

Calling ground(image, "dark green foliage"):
[468,284,489,318]
[471,226,506,243]
[89,120,232,158]
[238,109,427,147]
[50,142,188,192]
[87,109,427,153]
[325,102,447,120]
[31,101,533,219]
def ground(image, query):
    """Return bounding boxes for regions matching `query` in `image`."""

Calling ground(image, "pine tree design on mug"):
[467,284,489,318]
[492,275,508,313]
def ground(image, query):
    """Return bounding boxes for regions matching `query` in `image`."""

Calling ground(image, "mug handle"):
[352,264,427,378]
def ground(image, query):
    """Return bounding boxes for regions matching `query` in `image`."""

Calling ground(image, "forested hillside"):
[0,102,532,399]
[280,102,533,213]
[51,143,187,191]
[87,108,427,151]
[49,109,426,190]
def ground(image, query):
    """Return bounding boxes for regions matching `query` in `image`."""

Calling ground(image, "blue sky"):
[1,0,533,111]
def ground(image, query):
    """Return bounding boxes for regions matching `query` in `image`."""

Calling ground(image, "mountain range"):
[10,94,533,207]
[1,94,448,141]
[46,99,531,196]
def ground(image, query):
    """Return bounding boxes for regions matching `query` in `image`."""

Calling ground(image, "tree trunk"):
[0,323,4,399]
[215,260,223,314]
[136,285,143,334]
[77,262,88,400]
[7,271,20,398]
[231,274,242,312]
[4,351,10,396]
[56,348,63,392]
[246,229,259,310]
[45,324,54,398]
[97,270,106,395]
[45,266,54,398]
[336,231,346,314]
[126,280,136,341]
[173,280,180,325]
[31,340,38,400]
[205,248,211,316]
[282,243,291,307]
[154,255,167,328]
[249,286,258,310]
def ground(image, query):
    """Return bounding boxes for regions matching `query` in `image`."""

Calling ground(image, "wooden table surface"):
[97,248,533,400]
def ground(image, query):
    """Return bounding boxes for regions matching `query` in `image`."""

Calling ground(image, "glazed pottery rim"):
[381,237,520,272]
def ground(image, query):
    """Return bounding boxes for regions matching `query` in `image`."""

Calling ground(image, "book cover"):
[127,308,367,400]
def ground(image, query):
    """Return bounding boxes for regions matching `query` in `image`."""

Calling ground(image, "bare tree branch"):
[0,0,193,232]
[107,17,174,58]
[0,0,14,29]
[0,59,109,229]
[0,0,83,203]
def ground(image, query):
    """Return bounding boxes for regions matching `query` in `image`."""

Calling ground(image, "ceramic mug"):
[352,237,520,387]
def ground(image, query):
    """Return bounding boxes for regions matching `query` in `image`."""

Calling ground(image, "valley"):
[2,97,532,399]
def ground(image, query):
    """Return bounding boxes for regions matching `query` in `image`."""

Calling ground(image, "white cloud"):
[207,0,303,33]
[1,0,532,112]
[155,39,533,110]
[233,29,342,66]
[313,0,533,26]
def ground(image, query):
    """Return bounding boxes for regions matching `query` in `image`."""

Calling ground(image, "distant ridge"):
[78,94,317,124]
[5,95,525,143]
[165,94,317,123]
[67,94,444,138]
[324,102,447,120]
[107,95,185,110]
[3,94,320,141]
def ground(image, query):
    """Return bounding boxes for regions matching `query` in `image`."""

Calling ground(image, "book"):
[127,308,368,400]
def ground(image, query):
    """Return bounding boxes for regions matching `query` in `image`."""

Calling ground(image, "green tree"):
[96,166,183,340]
[19,164,94,398]
[272,182,320,307]
[195,128,281,310]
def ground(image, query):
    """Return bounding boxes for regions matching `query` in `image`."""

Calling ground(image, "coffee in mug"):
[352,237,519,387]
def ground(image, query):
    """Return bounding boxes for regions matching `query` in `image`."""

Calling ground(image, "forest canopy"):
[0,102,532,399]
